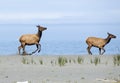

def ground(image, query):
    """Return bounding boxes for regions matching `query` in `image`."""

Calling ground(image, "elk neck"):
[37,30,42,40]
[105,35,111,44]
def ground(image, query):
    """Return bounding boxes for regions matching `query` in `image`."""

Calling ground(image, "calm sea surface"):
[0,23,120,55]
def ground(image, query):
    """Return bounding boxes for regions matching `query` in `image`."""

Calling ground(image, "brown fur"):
[18,25,47,55]
[86,33,116,55]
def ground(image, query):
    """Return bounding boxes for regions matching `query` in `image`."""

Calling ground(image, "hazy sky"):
[0,0,120,42]
[0,0,120,24]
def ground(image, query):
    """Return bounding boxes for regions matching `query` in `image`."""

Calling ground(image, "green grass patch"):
[39,59,43,65]
[77,56,84,64]
[113,55,120,66]
[91,57,101,66]
[58,56,67,66]
[22,57,29,64]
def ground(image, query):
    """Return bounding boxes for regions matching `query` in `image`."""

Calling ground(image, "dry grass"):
[22,57,29,64]
[39,59,43,65]
[20,55,120,67]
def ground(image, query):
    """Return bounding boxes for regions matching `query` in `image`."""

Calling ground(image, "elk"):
[18,25,47,55]
[86,33,116,55]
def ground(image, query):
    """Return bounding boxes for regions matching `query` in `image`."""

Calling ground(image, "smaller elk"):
[86,33,116,55]
[18,25,47,55]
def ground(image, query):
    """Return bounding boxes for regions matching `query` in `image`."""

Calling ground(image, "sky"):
[0,0,120,42]
[0,0,120,24]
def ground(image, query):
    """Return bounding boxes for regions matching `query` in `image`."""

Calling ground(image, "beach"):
[0,55,120,83]
[0,0,120,83]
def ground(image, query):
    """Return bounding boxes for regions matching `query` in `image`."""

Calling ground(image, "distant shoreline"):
[0,54,119,56]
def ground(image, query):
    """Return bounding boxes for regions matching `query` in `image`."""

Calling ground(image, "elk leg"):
[31,43,41,55]
[87,46,92,55]
[18,43,27,55]
[31,45,38,54]
[22,45,27,55]
[101,48,105,55]
[18,45,22,55]
[99,48,102,55]
[20,42,27,55]
[38,44,41,53]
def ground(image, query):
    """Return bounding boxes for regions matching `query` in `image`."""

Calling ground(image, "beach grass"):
[22,57,29,64]
[90,56,101,66]
[113,55,120,66]
[94,57,101,66]
[77,56,84,64]
[31,58,36,64]
[20,55,120,66]
[58,56,67,66]
[39,59,43,65]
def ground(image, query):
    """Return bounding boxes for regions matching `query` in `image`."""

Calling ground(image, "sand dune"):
[0,55,120,83]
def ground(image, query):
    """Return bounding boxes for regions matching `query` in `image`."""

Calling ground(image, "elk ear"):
[36,25,40,28]
[107,32,110,35]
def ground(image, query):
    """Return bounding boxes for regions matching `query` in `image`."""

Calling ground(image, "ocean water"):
[0,23,120,55]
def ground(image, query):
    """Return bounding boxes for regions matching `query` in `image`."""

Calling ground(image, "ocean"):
[0,23,120,55]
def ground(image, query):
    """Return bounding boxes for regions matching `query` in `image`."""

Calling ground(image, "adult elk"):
[18,25,47,55]
[86,33,116,55]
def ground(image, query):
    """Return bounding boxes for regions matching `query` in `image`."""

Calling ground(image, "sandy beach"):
[0,55,120,83]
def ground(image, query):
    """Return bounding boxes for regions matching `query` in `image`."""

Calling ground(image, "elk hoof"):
[22,52,27,55]
[29,53,33,55]
[38,50,41,53]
